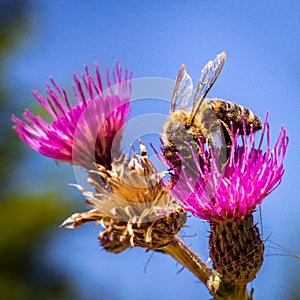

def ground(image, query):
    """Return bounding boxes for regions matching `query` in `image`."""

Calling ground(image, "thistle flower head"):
[169,114,288,223]
[12,62,131,169]
[164,114,288,288]
[61,142,186,252]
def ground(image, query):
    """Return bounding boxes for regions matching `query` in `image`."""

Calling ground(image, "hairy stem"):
[161,235,213,286]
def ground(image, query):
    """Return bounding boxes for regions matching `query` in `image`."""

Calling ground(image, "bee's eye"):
[186,123,191,129]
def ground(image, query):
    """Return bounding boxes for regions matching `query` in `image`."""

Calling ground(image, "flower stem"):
[211,283,253,300]
[161,236,254,299]
[161,235,213,286]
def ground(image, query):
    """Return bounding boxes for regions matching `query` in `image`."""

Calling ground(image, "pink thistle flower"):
[169,114,288,223]
[12,62,131,169]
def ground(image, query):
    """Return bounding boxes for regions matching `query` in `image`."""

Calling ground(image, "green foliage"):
[0,195,67,268]
[0,195,76,300]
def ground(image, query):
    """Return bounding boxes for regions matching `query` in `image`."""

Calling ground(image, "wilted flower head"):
[62,142,186,253]
[12,62,131,169]
[170,114,288,223]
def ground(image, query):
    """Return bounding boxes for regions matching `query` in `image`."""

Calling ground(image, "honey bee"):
[163,52,262,170]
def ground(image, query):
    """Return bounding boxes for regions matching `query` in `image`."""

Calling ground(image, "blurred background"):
[1,1,299,299]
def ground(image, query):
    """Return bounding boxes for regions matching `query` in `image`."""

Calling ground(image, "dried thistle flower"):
[61,143,213,288]
[62,142,186,252]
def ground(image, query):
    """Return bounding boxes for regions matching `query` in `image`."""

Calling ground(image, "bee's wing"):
[170,64,193,112]
[191,52,226,117]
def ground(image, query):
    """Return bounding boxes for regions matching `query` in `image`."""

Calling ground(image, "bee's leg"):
[162,142,182,186]
[218,120,232,167]
[206,120,232,169]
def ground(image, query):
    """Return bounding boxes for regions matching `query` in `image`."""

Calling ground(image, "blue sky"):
[5,1,300,299]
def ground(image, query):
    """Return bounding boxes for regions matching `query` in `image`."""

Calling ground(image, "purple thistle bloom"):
[12,62,131,169]
[169,114,288,223]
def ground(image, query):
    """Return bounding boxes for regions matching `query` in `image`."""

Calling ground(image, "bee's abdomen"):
[206,99,262,135]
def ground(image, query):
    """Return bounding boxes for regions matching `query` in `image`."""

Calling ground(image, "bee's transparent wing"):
[191,52,226,117]
[170,64,193,112]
